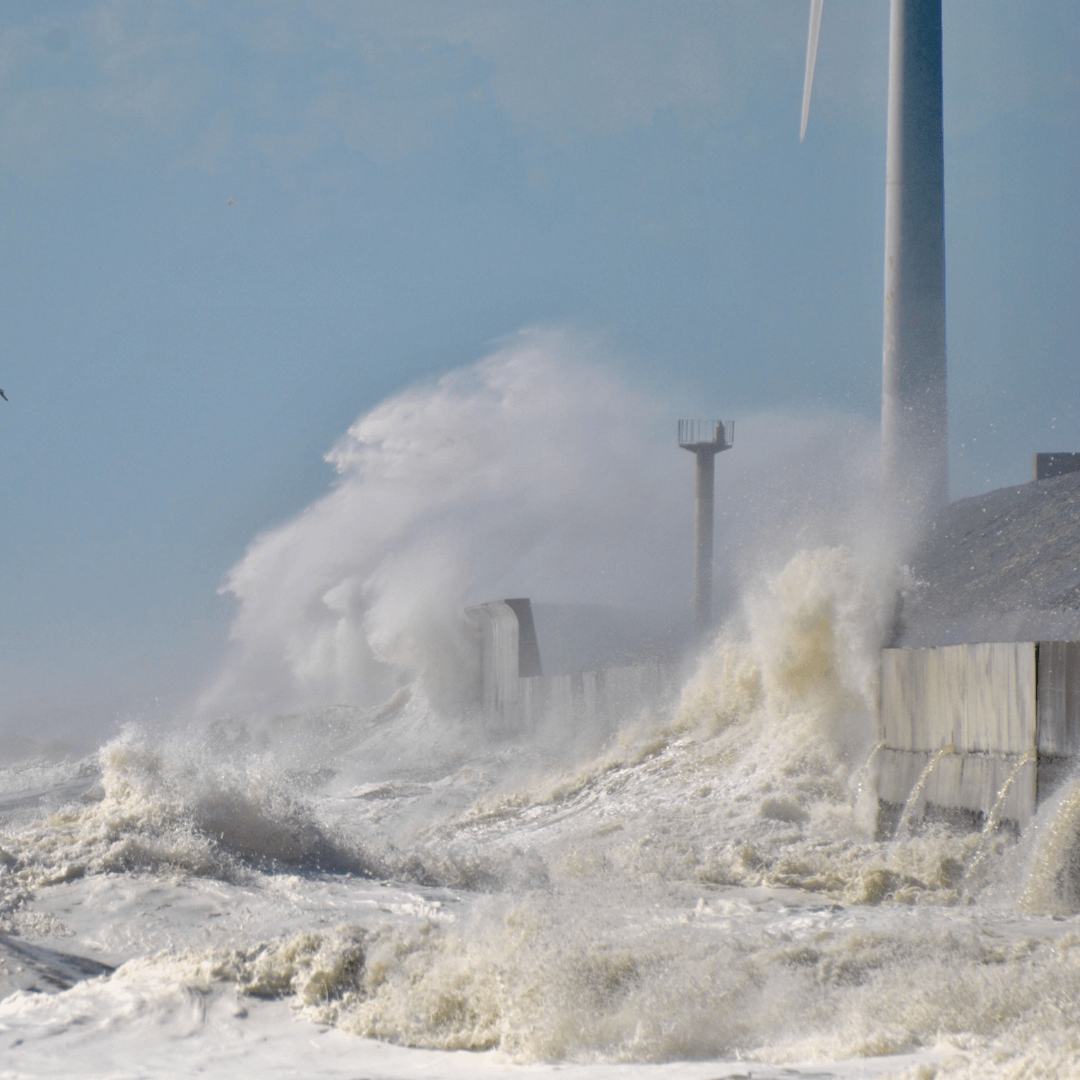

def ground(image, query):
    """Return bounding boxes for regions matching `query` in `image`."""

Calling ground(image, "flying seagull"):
[0,389,8,401]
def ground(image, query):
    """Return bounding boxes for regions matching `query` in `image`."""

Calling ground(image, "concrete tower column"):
[882,0,948,514]
[693,448,716,628]
[678,420,733,632]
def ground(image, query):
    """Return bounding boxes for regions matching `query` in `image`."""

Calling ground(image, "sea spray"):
[197,330,889,727]
[984,749,1038,836]
[893,746,957,838]
[1021,771,1080,915]
[962,749,1039,893]
[3,538,1060,1070]
[753,546,889,731]
[198,331,691,721]
[10,339,1060,1071]
[849,739,886,839]
[850,740,886,805]
[0,725,373,889]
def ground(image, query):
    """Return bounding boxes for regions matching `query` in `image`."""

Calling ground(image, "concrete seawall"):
[878,641,1080,833]
[465,602,1080,836]
[466,599,677,735]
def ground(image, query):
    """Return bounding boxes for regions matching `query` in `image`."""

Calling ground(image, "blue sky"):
[0,2,1077,741]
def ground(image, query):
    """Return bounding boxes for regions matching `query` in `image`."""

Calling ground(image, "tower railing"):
[677,419,734,451]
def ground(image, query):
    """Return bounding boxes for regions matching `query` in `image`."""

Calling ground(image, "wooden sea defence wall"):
[879,642,1080,831]
[466,599,677,734]
[515,661,676,733]
[466,605,1080,829]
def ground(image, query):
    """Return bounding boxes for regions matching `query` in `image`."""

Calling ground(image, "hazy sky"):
[1,1,1077,739]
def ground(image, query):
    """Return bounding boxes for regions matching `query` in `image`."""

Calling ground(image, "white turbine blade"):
[800,0,823,142]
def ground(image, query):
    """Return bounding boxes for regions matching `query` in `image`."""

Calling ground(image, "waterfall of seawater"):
[983,749,1037,835]
[849,739,885,807]
[1021,771,1080,914]
[893,744,956,837]
[961,748,1037,893]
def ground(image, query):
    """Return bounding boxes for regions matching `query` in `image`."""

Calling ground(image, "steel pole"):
[882,0,948,515]
[693,448,715,630]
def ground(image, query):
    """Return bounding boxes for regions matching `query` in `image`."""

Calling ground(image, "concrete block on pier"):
[465,601,522,719]
[1034,453,1080,481]
[878,641,1078,831]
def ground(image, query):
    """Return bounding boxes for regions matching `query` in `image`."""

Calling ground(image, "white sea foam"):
[4,337,1080,1077]
[3,550,1080,1075]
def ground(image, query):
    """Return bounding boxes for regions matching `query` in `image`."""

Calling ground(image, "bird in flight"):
[0,389,8,401]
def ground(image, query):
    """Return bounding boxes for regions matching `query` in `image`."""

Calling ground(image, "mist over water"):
[201,330,678,718]
[5,330,1080,1077]
[200,327,888,723]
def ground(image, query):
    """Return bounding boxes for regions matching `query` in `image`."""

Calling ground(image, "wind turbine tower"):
[802,0,948,513]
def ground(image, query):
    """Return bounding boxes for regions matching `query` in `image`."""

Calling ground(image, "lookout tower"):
[678,419,734,631]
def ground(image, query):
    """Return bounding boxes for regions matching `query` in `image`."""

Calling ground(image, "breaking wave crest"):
[0,727,365,890]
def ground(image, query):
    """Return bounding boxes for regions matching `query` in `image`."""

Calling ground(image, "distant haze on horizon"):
[0,1,1076,741]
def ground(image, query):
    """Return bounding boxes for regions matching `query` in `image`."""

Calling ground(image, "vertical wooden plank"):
[1039,641,1066,756]
[1067,642,1080,755]
[916,647,935,750]
[965,643,990,752]
[1012,756,1038,828]
[881,649,900,746]
[964,642,1035,755]
[908,648,923,748]
[1039,642,1080,757]
[1015,642,1038,755]
[938,645,966,749]
[581,670,599,726]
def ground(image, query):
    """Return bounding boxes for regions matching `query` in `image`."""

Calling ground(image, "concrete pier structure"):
[891,470,1080,649]
[466,600,524,719]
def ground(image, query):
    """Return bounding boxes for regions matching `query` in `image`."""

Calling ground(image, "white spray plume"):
[198,327,895,722]
[199,330,689,717]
